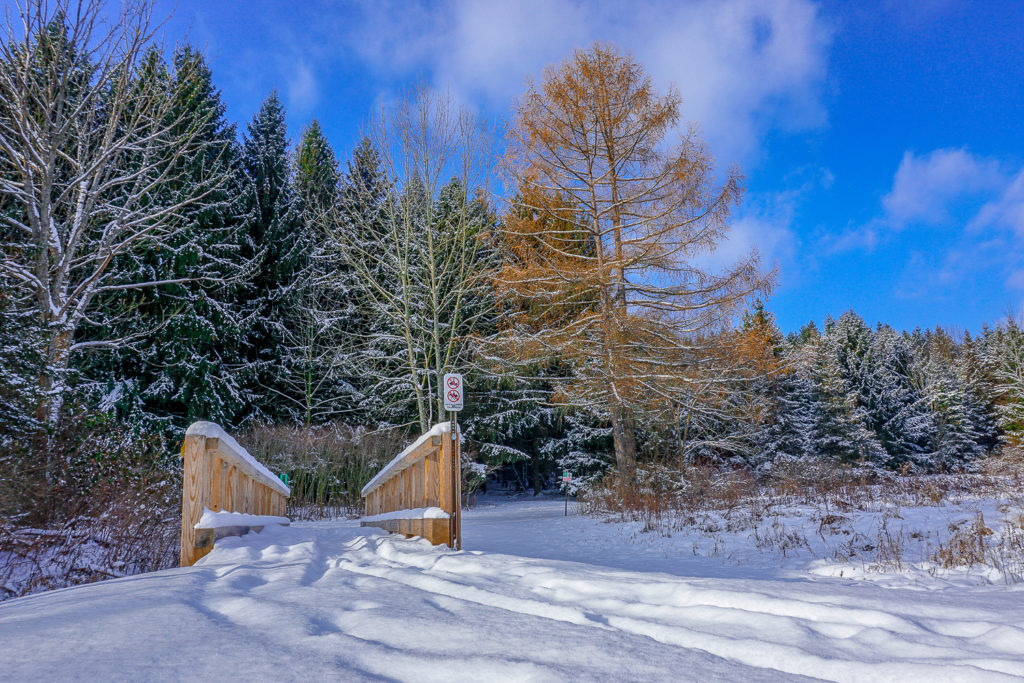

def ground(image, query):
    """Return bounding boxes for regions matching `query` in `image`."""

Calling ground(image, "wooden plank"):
[453,432,462,550]
[234,467,243,513]
[425,453,436,508]
[225,465,236,512]
[209,455,223,512]
[419,459,428,507]
[404,468,412,510]
[219,458,229,512]
[180,434,209,567]
[423,518,449,546]
[438,436,452,548]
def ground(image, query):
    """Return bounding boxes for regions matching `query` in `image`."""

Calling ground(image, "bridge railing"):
[360,422,462,549]
[180,421,291,567]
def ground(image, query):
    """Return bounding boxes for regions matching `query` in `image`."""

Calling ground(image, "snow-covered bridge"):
[2,497,1023,681]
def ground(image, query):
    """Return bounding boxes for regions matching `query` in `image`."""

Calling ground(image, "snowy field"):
[1,496,1023,681]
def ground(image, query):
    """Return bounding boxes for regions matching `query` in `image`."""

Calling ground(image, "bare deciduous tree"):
[320,86,496,433]
[495,43,773,474]
[0,0,227,425]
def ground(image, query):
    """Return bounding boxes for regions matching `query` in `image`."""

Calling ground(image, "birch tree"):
[321,86,496,433]
[0,0,228,425]
[497,43,771,474]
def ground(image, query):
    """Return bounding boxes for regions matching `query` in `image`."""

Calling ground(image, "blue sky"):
[142,0,1023,333]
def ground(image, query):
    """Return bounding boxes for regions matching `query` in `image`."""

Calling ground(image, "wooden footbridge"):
[179,421,462,566]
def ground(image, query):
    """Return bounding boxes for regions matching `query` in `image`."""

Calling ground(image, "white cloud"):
[718,212,799,275]
[825,148,1017,256]
[697,178,828,286]
[347,0,832,165]
[286,62,319,114]
[882,148,1004,227]
[1005,268,1024,291]
[821,221,881,254]
[968,169,1024,236]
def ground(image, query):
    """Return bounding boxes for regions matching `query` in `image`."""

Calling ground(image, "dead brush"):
[872,517,909,572]
[752,520,811,557]
[993,519,1024,584]
[582,455,1024,583]
[240,423,405,520]
[932,512,993,569]
[0,486,179,601]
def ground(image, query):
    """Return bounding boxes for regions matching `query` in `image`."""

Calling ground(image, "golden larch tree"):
[495,43,772,474]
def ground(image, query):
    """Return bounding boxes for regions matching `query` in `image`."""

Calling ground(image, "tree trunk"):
[531,449,542,496]
[611,404,637,476]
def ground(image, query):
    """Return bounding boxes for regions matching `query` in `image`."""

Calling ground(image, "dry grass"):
[0,487,179,601]
[239,424,406,520]
[0,414,181,601]
[581,452,1024,584]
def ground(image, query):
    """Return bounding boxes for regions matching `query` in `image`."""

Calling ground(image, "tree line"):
[2,2,1021,512]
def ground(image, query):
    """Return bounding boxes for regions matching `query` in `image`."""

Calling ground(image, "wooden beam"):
[180,433,210,567]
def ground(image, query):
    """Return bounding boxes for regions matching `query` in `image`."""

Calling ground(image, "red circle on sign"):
[446,376,460,389]
[447,389,460,402]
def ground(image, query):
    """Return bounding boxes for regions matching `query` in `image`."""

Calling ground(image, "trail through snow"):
[1,497,1023,681]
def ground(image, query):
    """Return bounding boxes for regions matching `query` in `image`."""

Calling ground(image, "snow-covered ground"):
[2,495,1023,681]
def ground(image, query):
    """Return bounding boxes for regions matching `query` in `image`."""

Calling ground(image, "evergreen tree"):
[539,407,615,493]
[982,320,1024,449]
[294,120,340,222]
[821,312,935,468]
[237,93,305,423]
[0,290,42,446]
[757,347,817,466]
[865,326,937,467]
[917,328,998,468]
[811,335,886,465]
[77,47,248,433]
[328,138,395,426]
[274,120,345,425]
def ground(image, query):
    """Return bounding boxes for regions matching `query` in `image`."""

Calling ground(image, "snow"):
[194,509,290,529]
[186,421,290,495]
[360,421,451,496]
[1,496,1023,680]
[361,507,449,523]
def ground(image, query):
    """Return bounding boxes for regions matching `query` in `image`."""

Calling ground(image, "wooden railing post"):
[181,422,291,567]
[180,432,212,567]
[360,423,461,548]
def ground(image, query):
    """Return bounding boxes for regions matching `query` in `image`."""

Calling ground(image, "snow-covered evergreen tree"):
[237,93,305,424]
[982,320,1024,449]
[757,346,817,466]
[811,333,887,465]
[0,291,42,446]
[272,119,348,425]
[865,325,937,467]
[820,312,935,469]
[915,328,998,468]
[539,406,614,493]
[78,47,249,433]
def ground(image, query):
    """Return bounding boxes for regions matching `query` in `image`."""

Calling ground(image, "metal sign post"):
[443,373,464,550]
